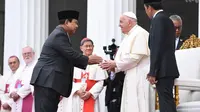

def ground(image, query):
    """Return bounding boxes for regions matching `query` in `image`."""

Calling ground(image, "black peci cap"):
[144,0,162,4]
[57,10,79,20]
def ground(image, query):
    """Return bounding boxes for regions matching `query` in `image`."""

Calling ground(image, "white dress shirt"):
[175,37,180,49]
[153,10,163,18]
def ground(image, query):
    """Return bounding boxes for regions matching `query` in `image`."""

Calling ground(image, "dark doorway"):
[49,0,87,52]
[137,0,198,38]
[0,0,5,75]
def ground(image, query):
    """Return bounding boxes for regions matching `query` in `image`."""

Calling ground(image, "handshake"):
[88,55,116,71]
[87,54,103,65]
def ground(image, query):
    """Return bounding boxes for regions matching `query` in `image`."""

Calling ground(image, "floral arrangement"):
[180,34,200,49]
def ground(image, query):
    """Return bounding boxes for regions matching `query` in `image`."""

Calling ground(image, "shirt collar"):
[153,10,163,18]
[176,36,181,40]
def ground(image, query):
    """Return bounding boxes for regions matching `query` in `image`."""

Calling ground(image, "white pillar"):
[87,0,136,58]
[3,0,48,74]
[199,0,200,37]
[122,0,136,13]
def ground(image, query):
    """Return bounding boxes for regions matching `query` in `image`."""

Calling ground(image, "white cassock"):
[57,64,108,112]
[115,25,150,112]
[0,69,21,112]
[7,61,36,112]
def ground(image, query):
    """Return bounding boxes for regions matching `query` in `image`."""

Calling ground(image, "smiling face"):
[80,41,94,56]
[119,16,130,34]
[119,15,136,34]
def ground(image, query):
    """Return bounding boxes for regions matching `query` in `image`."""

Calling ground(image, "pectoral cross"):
[81,71,89,83]
[15,79,23,89]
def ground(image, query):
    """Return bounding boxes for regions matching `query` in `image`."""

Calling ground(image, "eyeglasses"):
[175,26,182,30]
[83,45,94,48]
[22,52,32,55]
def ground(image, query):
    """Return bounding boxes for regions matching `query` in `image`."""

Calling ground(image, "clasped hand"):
[2,103,11,110]
[146,75,157,85]
[76,90,92,100]
[10,92,20,102]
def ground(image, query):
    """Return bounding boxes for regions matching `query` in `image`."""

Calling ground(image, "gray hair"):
[169,15,182,24]
[22,46,35,53]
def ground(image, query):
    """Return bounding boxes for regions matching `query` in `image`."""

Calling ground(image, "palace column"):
[199,0,200,37]
[3,0,48,73]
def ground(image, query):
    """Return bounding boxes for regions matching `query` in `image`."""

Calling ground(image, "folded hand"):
[76,90,86,98]
[2,103,11,110]
[10,92,20,102]
[80,91,92,100]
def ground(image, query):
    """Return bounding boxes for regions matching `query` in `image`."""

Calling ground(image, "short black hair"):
[59,18,73,24]
[9,55,20,63]
[145,2,163,10]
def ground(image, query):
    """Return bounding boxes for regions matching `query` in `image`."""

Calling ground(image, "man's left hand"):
[147,75,157,85]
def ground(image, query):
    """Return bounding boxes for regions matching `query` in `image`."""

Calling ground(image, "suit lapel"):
[148,18,155,49]
[148,11,164,49]
[176,38,184,50]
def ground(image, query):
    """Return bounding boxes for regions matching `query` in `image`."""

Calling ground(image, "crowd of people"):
[0,0,188,112]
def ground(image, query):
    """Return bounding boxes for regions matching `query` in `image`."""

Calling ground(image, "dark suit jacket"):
[30,26,88,97]
[148,11,179,79]
[176,36,188,50]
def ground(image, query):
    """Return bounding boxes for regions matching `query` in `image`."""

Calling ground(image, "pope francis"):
[100,12,150,112]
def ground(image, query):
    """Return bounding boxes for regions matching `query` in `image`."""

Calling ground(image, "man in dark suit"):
[144,0,180,112]
[30,10,102,112]
[169,15,188,50]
